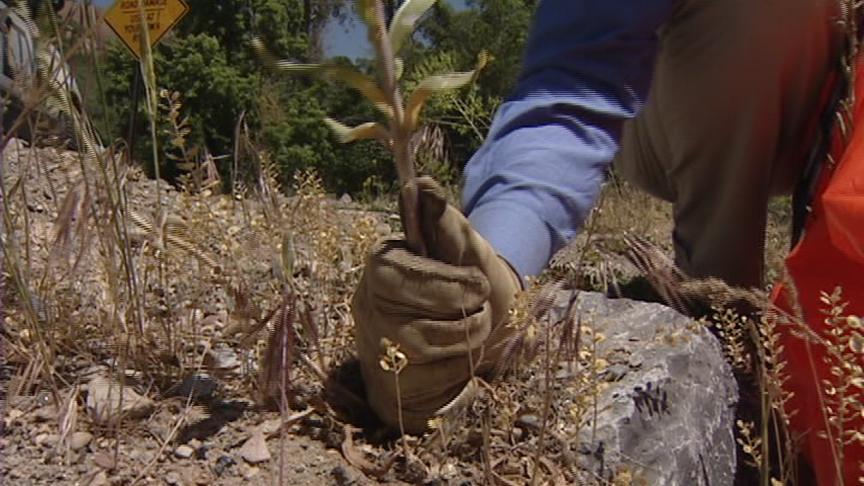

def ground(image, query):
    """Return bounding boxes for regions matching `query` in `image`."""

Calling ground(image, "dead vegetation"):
[6,129,859,484]
[2,1,863,485]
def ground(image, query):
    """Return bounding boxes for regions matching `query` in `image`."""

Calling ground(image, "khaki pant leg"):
[614,0,840,288]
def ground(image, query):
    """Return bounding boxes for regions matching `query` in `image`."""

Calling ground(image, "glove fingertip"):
[415,176,448,218]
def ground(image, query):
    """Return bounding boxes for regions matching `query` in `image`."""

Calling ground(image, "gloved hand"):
[352,177,522,434]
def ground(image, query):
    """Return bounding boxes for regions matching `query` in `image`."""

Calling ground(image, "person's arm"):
[463,0,679,277]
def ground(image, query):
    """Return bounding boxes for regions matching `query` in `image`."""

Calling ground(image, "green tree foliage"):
[405,0,536,174]
[96,0,536,195]
[257,68,395,194]
[102,0,384,190]
[103,33,255,181]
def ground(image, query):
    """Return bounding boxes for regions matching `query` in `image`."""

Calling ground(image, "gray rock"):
[164,470,183,485]
[238,431,271,464]
[174,445,194,459]
[240,464,261,480]
[32,405,58,422]
[516,414,541,432]
[204,346,241,378]
[85,376,155,426]
[70,432,93,451]
[92,452,116,470]
[34,433,59,447]
[87,470,109,486]
[553,291,738,486]
[165,375,218,401]
[129,448,157,465]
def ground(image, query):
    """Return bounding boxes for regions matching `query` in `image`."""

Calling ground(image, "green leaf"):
[324,118,392,144]
[404,51,490,131]
[395,57,405,81]
[282,232,295,278]
[389,0,437,53]
[252,37,393,117]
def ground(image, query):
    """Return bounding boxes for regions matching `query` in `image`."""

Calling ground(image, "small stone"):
[174,445,194,459]
[241,465,260,479]
[6,408,23,423]
[129,448,156,465]
[339,193,352,204]
[35,433,60,447]
[204,346,241,377]
[92,451,116,470]
[516,414,541,431]
[213,455,236,476]
[32,405,58,422]
[87,470,109,486]
[440,462,459,479]
[164,470,183,485]
[188,439,202,449]
[27,203,45,213]
[166,375,217,401]
[238,431,270,464]
[257,418,282,436]
[86,376,155,426]
[70,432,93,451]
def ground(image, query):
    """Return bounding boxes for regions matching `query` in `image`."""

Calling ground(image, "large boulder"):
[558,291,738,485]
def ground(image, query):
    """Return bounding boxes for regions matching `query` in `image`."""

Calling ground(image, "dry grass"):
[3,99,853,485]
[2,5,861,486]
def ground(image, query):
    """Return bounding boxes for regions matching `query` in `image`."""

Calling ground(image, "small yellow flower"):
[427,417,445,430]
[379,337,408,373]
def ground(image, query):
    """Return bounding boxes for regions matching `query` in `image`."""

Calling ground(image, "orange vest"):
[772,53,864,486]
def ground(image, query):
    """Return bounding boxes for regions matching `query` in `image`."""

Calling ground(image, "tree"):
[96,0,535,194]
[101,0,344,185]
[399,0,536,174]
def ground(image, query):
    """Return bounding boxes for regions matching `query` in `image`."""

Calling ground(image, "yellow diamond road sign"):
[105,0,189,59]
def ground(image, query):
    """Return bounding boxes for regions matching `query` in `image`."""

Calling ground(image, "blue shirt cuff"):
[469,200,554,278]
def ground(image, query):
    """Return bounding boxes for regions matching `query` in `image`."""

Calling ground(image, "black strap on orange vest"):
[791,16,864,246]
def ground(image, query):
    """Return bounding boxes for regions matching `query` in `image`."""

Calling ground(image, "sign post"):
[104,0,190,60]
[104,0,188,172]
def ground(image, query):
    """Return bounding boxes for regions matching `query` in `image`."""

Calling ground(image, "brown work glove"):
[352,177,522,434]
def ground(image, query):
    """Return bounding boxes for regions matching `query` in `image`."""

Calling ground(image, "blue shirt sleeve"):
[462,0,679,277]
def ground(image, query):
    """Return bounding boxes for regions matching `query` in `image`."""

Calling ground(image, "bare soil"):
[0,140,400,486]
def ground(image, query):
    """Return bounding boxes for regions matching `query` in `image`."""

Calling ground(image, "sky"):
[323,0,468,59]
[90,0,469,60]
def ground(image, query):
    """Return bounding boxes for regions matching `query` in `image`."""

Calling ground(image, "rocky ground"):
[0,139,783,485]
[2,396,369,485]
[0,139,396,485]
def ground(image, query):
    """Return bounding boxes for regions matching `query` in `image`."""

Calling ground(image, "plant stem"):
[368,0,425,255]
[394,370,411,461]
[530,320,553,486]
[137,0,162,217]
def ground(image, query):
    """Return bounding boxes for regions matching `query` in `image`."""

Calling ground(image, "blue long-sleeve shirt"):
[462,0,680,277]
